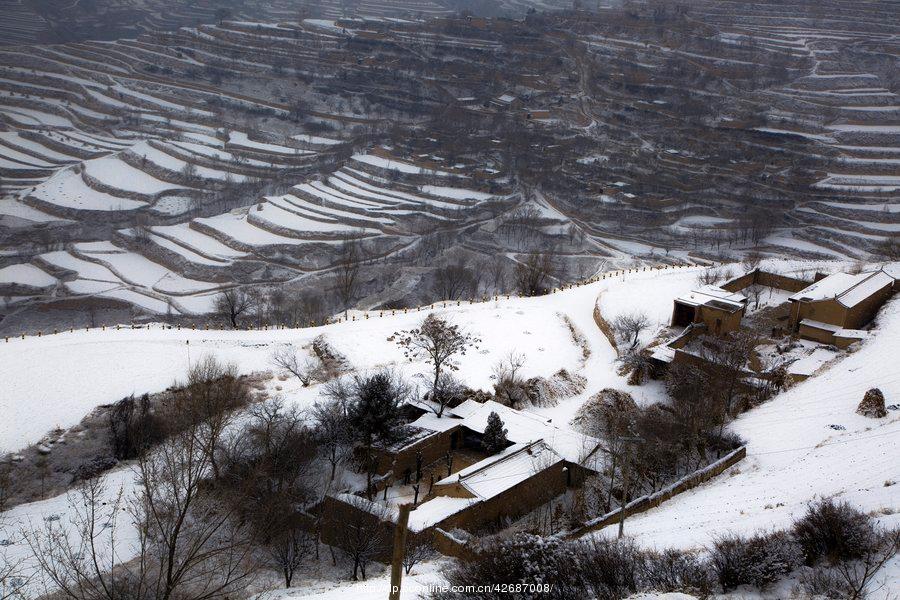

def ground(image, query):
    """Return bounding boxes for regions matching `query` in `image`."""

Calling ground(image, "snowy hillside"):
[2,259,897,599]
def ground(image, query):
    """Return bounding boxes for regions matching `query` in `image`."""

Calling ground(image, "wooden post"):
[389,503,412,600]
[618,436,642,539]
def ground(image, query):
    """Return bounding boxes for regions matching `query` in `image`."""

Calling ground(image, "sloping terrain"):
[2,258,896,598]
[1,2,897,331]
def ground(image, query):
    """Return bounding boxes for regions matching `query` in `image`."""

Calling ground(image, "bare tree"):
[218,398,319,589]
[746,284,765,310]
[403,535,435,575]
[265,522,315,588]
[330,495,391,580]
[742,250,763,274]
[699,332,756,438]
[696,268,721,286]
[394,313,480,409]
[335,236,362,313]
[514,252,555,296]
[489,256,509,295]
[0,488,29,600]
[876,233,900,260]
[429,372,466,418]
[310,397,352,482]
[270,344,321,386]
[433,260,477,301]
[0,462,11,513]
[25,418,254,600]
[133,419,255,600]
[613,311,651,349]
[133,214,152,248]
[492,351,528,408]
[214,288,251,328]
[23,477,129,600]
[172,355,250,480]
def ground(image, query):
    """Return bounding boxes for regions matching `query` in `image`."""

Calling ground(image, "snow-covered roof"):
[407,496,477,532]
[800,318,841,333]
[675,285,746,309]
[496,94,517,103]
[408,409,464,432]
[374,425,436,452]
[788,347,838,377]
[436,441,562,500]
[412,399,600,464]
[790,269,895,308]
[649,344,676,363]
[838,271,893,308]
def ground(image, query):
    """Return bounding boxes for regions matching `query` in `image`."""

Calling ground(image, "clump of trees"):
[217,398,319,588]
[513,252,556,296]
[24,359,259,599]
[433,258,480,301]
[215,287,325,329]
[325,369,410,498]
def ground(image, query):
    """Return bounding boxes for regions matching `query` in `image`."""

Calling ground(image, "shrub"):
[575,537,643,600]
[71,455,118,482]
[711,531,802,591]
[642,548,715,596]
[433,533,579,600]
[792,499,878,565]
[107,393,167,460]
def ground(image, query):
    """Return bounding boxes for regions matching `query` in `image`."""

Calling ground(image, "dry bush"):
[711,531,802,591]
[793,499,881,565]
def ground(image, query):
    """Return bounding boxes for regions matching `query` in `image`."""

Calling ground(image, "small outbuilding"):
[671,285,747,335]
[788,268,897,340]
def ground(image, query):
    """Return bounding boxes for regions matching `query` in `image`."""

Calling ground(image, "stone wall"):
[563,446,746,540]
[721,269,812,294]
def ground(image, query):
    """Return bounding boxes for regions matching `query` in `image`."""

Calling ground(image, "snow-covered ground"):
[0,282,606,453]
[2,260,897,599]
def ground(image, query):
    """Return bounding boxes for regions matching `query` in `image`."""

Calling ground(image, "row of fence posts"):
[4,262,709,343]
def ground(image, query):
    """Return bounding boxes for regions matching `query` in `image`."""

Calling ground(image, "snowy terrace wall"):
[592,300,619,357]
[563,446,747,540]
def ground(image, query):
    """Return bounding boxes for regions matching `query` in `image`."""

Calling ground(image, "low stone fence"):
[563,446,746,540]
[722,269,813,294]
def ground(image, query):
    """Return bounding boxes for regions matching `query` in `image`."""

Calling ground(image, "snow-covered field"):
[0,279,606,453]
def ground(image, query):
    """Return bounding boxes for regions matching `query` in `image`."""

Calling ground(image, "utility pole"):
[389,503,412,600]
[617,436,642,539]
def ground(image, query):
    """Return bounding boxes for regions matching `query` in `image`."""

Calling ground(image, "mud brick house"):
[651,265,899,373]
[670,285,747,335]
[489,93,523,111]
[788,267,898,347]
[324,400,603,558]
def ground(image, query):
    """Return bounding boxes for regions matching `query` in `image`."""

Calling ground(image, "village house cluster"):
[322,398,602,560]
[651,264,900,377]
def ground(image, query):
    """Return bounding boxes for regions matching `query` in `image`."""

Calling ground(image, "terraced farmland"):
[0,1,897,332]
